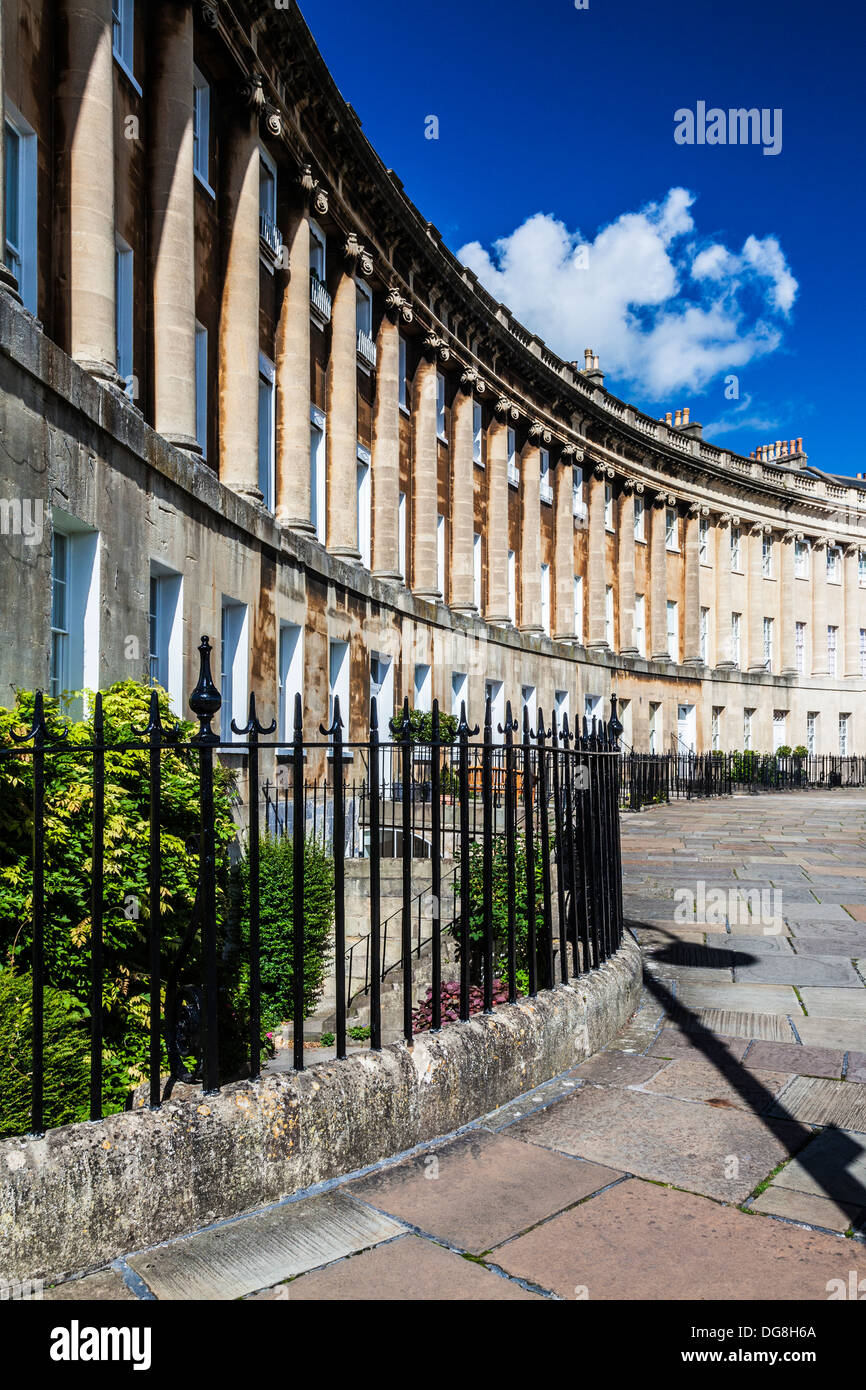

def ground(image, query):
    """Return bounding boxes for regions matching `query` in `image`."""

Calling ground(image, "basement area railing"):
[0,638,626,1139]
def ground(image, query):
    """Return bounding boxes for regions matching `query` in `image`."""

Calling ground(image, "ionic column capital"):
[688,500,709,517]
[528,420,552,445]
[459,364,487,395]
[782,528,803,544]
[385,285,414,323]
[560,442,583,462]
[593,462,615,480]
[719,511,739,527]
[423,332,450,363]
[495,396,520,421]
[344,232,373,276]
[654,491,675,508]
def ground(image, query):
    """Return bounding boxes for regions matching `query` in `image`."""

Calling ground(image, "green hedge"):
[0,968,92,1138]
[235,836,334,1034]
[452,837,548,995]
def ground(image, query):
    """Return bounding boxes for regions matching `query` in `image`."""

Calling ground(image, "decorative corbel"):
[239,73,267,115]
[495,397,520,422]
[528,420,552,445]
[423,332,450,364]
[345,233,373,277]
[198,1,219,28]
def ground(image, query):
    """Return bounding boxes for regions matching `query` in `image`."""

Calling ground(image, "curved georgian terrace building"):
[0,0,863,763]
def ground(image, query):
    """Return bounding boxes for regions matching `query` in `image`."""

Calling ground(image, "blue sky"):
[300,0,864,475]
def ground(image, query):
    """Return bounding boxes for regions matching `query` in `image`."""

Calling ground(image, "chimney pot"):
[584,348,593,367]
[665,412,672,425]
[796,437,803,453]
[674,409,682,427]
[683,407,690,424]
[593,354,599,369]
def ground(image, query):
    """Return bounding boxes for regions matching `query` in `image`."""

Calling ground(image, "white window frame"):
[711,706,722,752]
[398,335,409,413]
[554,689,569,732]
[806,712,817,755]
[828,624,838,676]
[220,598,249,744]
[4,103,37,314]
[436,371,447,442]
[278,622,304,744]
[310,406,327,544]
[328,639,350,753]
[604,482,614,531]
[507,549,516,623]
[700,606,709,663]
[473,533,482,611]
[762,533,773,578]
[665,507,678,552]
[398,491,407,580]
[634,494,645,542]
[540,563,551,635]
[795,540,809,579]
[472,399,483,464]
[258,145,280,270]
[731,527,742,572]
[573,465,586,519]
[605,584,614,647]
[436,513,445,598]
[540,449,552,504]
[699,517,709,564]
[356,445,372,569]
[192,67,213,194]
[827,546,841,583]
[773,710,787,754]
[574,573,584,643]
[507,427,518,486]
[370,650,394,733]
[112,0,140,93]
[149,562,184,712]
[521,685,537,735]
[50,529,70,701]
[485,679,505,744]
[839,713,850,757]
[451,670,468,719]
[732,612,741,665]
[648,701,661,754]
[413,662,432,714]
[795,621,806,675]
[356,279,376,368]
[743,707,754,752]
[763,616,774,670]
[258,353,276,511]
[860,628,866,679]
[309,220,327,283]
[666,599,678,660]
[634,593,646,657]
[115,234,134,391]
[860,551,866,588]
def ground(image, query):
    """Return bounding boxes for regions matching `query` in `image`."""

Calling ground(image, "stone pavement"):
[44,790,866,1301]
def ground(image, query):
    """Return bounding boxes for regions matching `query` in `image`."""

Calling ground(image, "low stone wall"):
[0,935,641,1283]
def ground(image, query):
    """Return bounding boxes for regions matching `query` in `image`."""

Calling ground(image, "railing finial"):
[189,635,221,745]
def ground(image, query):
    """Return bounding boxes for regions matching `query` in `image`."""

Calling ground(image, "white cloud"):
[700,394,779,438]
[458,189,798,398]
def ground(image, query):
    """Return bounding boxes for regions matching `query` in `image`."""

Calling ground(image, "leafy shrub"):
[235,836,334,1034]
[793,745,808,758]
[451,837,548,993]
[320,1031,335,1047]
[776,745,792,757]
[0,682,238,1121]
[348,1024,370,1040]
[389,707,458,746]
[0,968,91,1137]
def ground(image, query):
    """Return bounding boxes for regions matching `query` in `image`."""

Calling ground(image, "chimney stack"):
[674,409,682,427]
[582,348,605,387]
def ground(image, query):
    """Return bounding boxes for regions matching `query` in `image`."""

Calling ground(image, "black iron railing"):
[621,750,866,810]
[0,637,626,1138]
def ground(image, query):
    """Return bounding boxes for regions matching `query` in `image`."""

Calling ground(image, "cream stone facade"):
[0,0,864,759]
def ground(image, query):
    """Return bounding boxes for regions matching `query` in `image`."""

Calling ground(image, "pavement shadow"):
[633,927,866,1228]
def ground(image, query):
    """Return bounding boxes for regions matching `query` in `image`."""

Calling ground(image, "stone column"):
[779,530,798,676]
[553,448,577,640]
[618,481,638,655]
[747,523,768,671]
[59,0,116,378]
[218,107,261,500]
[327,256,361,556]
[586,466,608,650]
[150,0,198,450]
[449,371,479,612]
[650,495,670,660]
[275,169,316,532]
[519,427,545,633]
[844,544,860,678]
[0,0,20,299]
[683,503,703,666]
[811,538,829,675]
[714,514,735,667]
[370,291,407,575]
[411,345,439,597]
[485,411,511,623]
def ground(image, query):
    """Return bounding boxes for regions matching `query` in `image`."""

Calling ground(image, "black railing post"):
[502,701,518,1004]
[522,705,537,996]
[29,694,47,1134]
[482,694,494,1011]
[536,709,554,991]
[189,636,222,1094]
[89,693,105,1121]
[430,701,442,1031]
[233,691,276,1080]
[322,697,346,1058]
[457,701,477,1021]
[396,697,413,1042]
[291,693,306,1070]
[369,698,382,1049]
[145,690,163,1107]
[550,710,568,985]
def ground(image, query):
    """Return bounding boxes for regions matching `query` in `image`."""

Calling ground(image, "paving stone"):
[127,1193,405,1300]
[480,1074,583,1130]
[647,1031,750,1062]
[751,1187,865,1234]
[346,1131,621,1254]
[733,955,863,987]
[42,1270,138,1301]
[843,905,866,921]
[770,1128,866,1206]
[494,1179,853,1301]
[673,982,801,1014]
[847,1053,866,1084]
[640,1056,791,1112]
[795,1017,866,1051]
[788,934,866,957]
[769,1076,866,1132]
[248,1234,542,1300]
[661,1008,797,1042]
[784,903,849,921]
[717,934,795,954]
[569,1051,667,1088]
[507,1084,803,1201]
[744,1041,844,1078]
[798,987,866,1020]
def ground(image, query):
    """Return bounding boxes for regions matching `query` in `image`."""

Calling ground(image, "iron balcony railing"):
[259,211,283,262]
[619,749,866,811]
[357,330,378,368]
[310,276,332,322]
